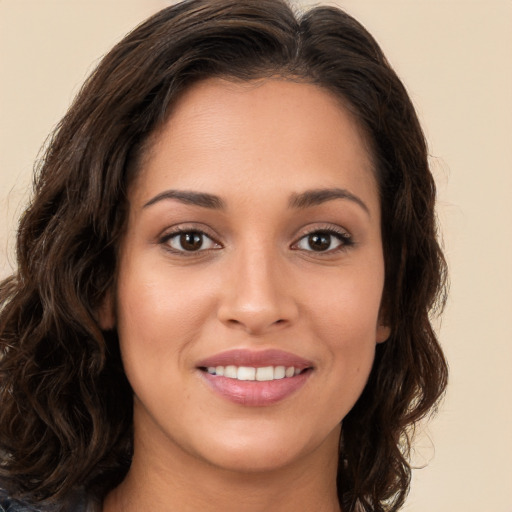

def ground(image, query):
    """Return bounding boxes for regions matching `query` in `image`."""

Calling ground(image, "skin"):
[102,78,390,512]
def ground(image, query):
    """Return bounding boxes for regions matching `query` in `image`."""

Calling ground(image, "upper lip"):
[196,349,313,370]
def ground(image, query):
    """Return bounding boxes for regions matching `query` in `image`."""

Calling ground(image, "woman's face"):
[109,78,389,474]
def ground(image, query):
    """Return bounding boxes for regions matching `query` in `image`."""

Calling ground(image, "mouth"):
[199,365,311,381]
[196,349,314,406]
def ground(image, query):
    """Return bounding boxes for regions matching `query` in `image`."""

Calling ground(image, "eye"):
[294,229,353,253]
[163,230,220,252]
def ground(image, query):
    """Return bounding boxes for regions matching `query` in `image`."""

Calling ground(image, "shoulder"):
[0,489,98,512]
[0,491,40,512]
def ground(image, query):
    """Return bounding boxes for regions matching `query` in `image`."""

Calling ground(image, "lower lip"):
[200,370,311,406]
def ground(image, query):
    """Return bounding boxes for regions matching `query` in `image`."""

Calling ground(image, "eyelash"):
[292,226,354,254]
[159,226,354,255]
[159,228,221,255]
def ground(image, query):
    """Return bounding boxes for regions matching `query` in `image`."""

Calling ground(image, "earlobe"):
[97,290,116,330]
[376,323,391,344]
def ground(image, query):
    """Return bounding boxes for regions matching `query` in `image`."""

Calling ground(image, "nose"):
[217,245,299,336]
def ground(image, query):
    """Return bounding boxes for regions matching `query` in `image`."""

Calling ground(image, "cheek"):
[303,263,384,398]
[118,256,214,330]
[114,258,217,382]
[306,264,385,340]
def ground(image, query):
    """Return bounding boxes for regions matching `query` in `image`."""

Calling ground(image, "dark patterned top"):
[0,489,99,512]
[0,494,38,512]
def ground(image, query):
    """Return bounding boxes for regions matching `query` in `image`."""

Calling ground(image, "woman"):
[0,1,448,511]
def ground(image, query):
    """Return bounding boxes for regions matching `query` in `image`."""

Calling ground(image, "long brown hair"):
[0,1,448,510]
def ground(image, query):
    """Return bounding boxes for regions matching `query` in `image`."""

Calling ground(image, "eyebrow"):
[142,187,370,215]
[143,190,225,210]
[289,188,370,215]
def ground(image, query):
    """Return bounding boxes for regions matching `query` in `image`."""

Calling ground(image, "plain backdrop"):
[1,1,511,511]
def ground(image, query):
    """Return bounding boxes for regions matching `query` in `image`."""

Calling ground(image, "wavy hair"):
[0,1,448,510]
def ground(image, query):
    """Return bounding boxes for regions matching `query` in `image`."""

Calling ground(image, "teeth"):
[224,365,237,379]
[204,365,304,381]
[237,366,256,381]
[256,366,274,381]
[274,366,285,379]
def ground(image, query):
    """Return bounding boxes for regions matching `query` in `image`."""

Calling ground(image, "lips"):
[197,348,313,369]
[196,349,314,406]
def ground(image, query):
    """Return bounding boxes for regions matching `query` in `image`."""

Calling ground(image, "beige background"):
[1,1,511,511]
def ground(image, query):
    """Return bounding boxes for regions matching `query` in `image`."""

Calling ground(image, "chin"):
[202,445,305,475]
[191,420,341,475]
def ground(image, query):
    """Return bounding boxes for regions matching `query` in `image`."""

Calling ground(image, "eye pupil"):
[180,232,203,251]
[308,232,330,251]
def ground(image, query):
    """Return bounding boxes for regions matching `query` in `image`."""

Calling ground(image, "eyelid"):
[158,223,223,253]
[157,222,353,255]
[291,224,354,253]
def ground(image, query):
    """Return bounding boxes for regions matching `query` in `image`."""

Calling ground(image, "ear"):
[97,289,116,330]
[376,323,391,344]
[376,300,391,343]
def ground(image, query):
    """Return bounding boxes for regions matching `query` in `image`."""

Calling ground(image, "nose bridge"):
[217,239,297,334]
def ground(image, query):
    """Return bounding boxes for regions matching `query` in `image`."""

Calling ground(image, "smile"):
[203,365,305,381]
[197,349,314,406]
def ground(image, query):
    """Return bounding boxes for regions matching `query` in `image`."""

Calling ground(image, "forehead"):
[131,78,378,212]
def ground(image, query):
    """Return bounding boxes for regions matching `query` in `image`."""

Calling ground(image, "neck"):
[103,419,342,512]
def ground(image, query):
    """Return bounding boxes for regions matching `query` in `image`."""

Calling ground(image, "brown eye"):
[307,233,331,252]
[294,229,352,253]
[180,232,203,251]
[165,230,218,252]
